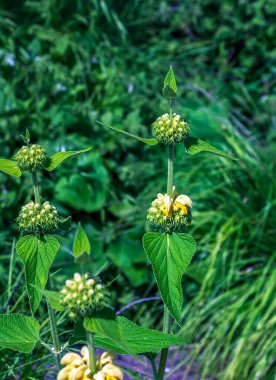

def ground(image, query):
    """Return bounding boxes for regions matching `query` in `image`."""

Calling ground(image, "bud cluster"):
[152,113,189,144]
[58,348,123,380]
[17,201,60,234]
[147,187,192,232]
[15,144,47,171]
[60,273,108,319]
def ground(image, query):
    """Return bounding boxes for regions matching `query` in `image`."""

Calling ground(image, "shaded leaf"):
[97,121,158,145]
[0,314,40,353]
[45,147,92,171]
[143,232,196,324]
[184,136,237,160]
[16,235,60,313]
[0,159,21,177]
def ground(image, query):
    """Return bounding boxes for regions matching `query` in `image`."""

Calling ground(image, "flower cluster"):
[152,113,189,144]
[17,201,60,233]
[147,187,192,231]
[15,144,47,171]
[60,273,108,319]
[58,348,123,380]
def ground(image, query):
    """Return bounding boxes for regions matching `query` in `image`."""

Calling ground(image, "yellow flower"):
[147,187,192,231]
[58,348,123,380]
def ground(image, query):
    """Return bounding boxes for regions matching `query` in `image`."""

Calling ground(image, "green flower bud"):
[60,273,109,319]
[17,201,60,234]
[147,187,192,232]
[152,113,190,144]
[15,144,47,171]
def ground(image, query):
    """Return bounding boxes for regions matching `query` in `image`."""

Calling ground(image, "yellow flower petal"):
[57,365,75,380]
[93,372,105,380]
[97,351,115,368]
[60,353,82,366]
[175,194,192,208]
[102,363,123,380]
[69,364,88,380]
[175,202,188,215]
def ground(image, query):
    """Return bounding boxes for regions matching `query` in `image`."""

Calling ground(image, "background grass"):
[0,1,275,379]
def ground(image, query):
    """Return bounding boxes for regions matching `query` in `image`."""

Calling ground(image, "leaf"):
[0,314,40,353]
[57,216,72,231]
[44,290,64,312]
[184,136,238,160]
[16,235,60,313]
[0,159,22,177]
[45,147,92,171]
[162,66,177,98]
[143,232,196,324]
[74,315,184,355]
[84,308,121,344]
[94,317,184,354]
[97,121,158,145]
[73,222,91,258]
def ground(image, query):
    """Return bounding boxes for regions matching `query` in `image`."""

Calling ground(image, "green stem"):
[149,357,158,379]
[32,171,41,204]
[157,143,174,380]
[31,171,61,370]
[167,144,174,196]
[86,330,97,374]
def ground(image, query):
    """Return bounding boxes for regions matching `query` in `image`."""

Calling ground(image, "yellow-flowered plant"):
[58,348,123,380]
[147,186,192,231]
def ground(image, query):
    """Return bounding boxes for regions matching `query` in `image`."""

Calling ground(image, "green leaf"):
[184,136,238,160]
[44,290,64,312]
[162,65,177,98]
[143,232,196,324]
[73,222,91,258]
[45,147,92,171]
[97,121,158,145]
[74,314,184,355]
[94,317,184,354]
[0,159,22,177]
[84,308,121,343]
[57,216,72,231]
[16,235,60,313]
[0,314,40,353]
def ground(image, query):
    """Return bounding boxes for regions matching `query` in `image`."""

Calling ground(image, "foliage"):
[0,1,275,379]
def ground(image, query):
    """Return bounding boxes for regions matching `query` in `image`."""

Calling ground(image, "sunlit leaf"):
[0,159,21,177]
[0,314,40,353]
[184,136,237,160]
[45,147,92,171]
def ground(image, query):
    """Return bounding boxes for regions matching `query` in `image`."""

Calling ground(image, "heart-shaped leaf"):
[45,147,92,171]
[16,235,60,313]
[97,121,158,145]
[0,159,21,177]
[143,232,196,324]
[184,136,237,160]
[0,314,40,353]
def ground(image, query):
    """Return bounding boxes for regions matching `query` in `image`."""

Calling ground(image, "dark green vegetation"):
[0,1,275,379]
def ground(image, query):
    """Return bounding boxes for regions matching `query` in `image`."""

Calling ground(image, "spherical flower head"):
[15,144,47,171]
[60,273,109,319]
[147,187,192,232]
[17,201,60,234]
[152,113,190,144]
[58,348,123,380]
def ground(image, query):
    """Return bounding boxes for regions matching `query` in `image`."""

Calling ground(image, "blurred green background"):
[0,1,275,379]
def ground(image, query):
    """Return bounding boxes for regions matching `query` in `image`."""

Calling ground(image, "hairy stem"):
[32,171,41,204]
[157,143,174,380]
[31,171,61,370]
[86,330,97,374]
